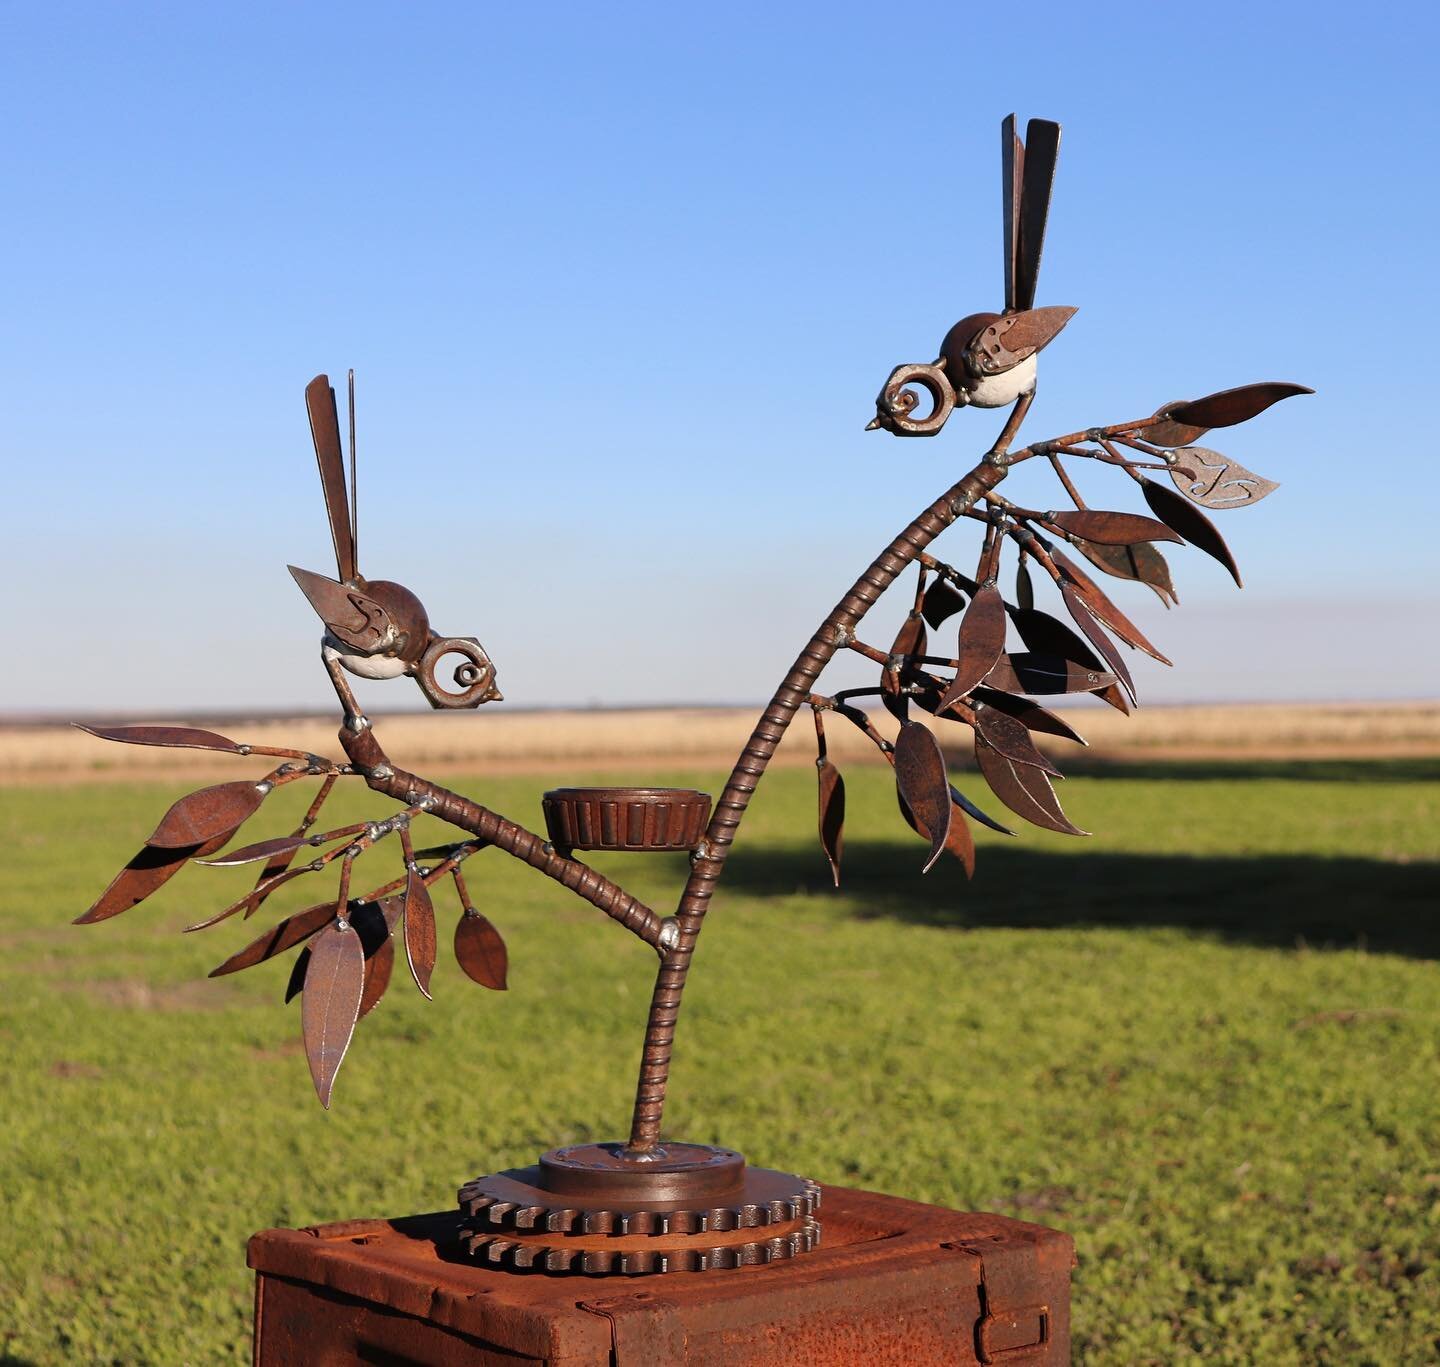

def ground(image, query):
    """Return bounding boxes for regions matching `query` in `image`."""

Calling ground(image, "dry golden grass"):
[3,700,1437,786]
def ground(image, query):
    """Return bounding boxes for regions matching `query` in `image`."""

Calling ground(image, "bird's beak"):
[864,415,884,432]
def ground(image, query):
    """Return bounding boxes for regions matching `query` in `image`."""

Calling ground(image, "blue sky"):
[2,2,1436,714]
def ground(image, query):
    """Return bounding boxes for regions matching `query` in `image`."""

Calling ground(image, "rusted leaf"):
[985,652,1115,696]
[1167,381,1312,430]
[1141,477,1242,587]
[1061,584,1136,701]
[1015,557,1034,611]
[1050,548,1171,664]
[208,901,337,977]
[455,910,509,990]
[882,612,928,722]
[1170,446,1279,510]
[1071,538,1179,607]
[816,759,846,887]
[1138,402,1209,449]
[75,832,228,925]
[939,583,1007,710]
[146,780,268,849]
[186,863,314,933]
[1094,682,1132,715]
[403,866,438,999]
[358,899,401,1017]
[897,788,976,877]
[893,721,953,873]
[73,723,243,753]
[921,580,967,629]
[301,920,365,1108]
[197,834,309,867]
[1046,509,1181,546]
[971,701,1063,774]
[975,737,1087,836]
[972,686,1086,746]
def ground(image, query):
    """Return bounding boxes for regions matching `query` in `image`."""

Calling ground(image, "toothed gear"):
[463,1217,821,1275]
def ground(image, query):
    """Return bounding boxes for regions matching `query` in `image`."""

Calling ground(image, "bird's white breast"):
[960,355,1037,409]
[322,637,411,680]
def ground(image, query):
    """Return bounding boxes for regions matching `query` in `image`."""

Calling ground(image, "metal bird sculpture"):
[868,117,1077,437]
[70,113,1313,1277]
[290,372,502,715]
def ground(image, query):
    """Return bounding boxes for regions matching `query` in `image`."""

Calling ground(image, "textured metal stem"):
[337,730,666,948]
[626,457,1008,1151]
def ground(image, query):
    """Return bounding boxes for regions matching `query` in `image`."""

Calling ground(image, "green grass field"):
[3,758,1438,1364]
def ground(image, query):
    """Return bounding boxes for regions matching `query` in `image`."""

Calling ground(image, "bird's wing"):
[288,565,396,653]
[305,375,358,584]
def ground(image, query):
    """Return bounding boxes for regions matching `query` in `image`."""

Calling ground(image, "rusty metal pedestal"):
[249,1184,1074,1365]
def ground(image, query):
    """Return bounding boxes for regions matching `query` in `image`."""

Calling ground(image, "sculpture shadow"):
[716,757,1439,958]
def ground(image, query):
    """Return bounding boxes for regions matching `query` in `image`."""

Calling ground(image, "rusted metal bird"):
[867,115,1074,438]
[290,372,502,715]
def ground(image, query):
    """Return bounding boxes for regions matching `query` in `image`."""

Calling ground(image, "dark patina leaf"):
[893,721,954,873]
[985,652,1116,696]
[1046,510,1182,546]
[940,583,1007,710]
[974,737,1088,836]
[1071,538,1179,607]
[816,759,846,887]
[208,901,338,977]
[1167,382,1312,430]
[971,686,1086,745]
[921,580,967,629]
[970,701,1064,775]
[1050,548,1171,664]
[1141,477,1242,587]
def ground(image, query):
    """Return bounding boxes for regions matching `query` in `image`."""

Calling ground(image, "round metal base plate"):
[456,1141,822,1275]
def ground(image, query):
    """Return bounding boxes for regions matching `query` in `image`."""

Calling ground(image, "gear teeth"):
[462,1218,821,1277]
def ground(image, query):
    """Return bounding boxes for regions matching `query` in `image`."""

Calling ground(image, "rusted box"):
[249,1184,1074,1365]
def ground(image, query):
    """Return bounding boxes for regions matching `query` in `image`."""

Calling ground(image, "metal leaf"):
[1093,682,1132,715]
[403,866,438,999]
[1138,402,1209,449]
[455,910,509,991]
[973,683,1084,740]
[949,784,1014,837]
[921,580,967,629]
[974,737,1087,836]
[970,701,1061,776]
[358,899,401,1017]
[939,583,1007,710]
[1046,510,1181,547]
[1169,447,1279,510]
[1050,548,1172,665]
[188,864,314,933]
[1061,584,1136,702]
[893,721,953,873]
[74,832,229,925]
[1009,607,1104,671]
[897,788,976,877]
[301,919,365,1109]
[985,652,1115,696]
[197,834,308,867]
[1167,382,1312,430]
[1071,538,1179,607]
[1015,558,1034,611]
[882,612,928,722]
[1140,477,1242,587]
[816,759,846,888]
[208,901,337,977]
[73,723,242,754]
[146,780,268,849]
[284,947,310,1003]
